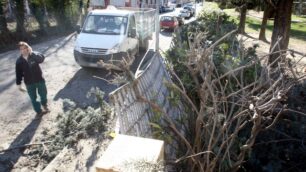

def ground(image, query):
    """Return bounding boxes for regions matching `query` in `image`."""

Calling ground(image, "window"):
[83,15,128,35]
[160,16,174,22]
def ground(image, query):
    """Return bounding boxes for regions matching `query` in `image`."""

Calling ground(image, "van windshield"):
[82,15,128,35]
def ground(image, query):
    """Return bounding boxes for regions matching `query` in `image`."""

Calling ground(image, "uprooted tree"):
[166,30,305,171]
[106,8,306,171]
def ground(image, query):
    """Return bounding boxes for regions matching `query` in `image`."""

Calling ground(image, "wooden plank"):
[95,134,164,172]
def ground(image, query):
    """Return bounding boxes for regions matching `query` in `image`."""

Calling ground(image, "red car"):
[160,16,179,32]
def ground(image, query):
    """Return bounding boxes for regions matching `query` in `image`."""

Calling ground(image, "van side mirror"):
[129,28,137,38]
[76,24,81,34]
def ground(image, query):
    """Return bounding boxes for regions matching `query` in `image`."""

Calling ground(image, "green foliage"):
[197,9,236,40]
[149,109,173,144]
[167,8,260,104]
[0,0,9,33]
[164,5,266,171]
[213,41,260,88]
[45,0,80,31]
[167,87,181,107]
[216,0,259,9]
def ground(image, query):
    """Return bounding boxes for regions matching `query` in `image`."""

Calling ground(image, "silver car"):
[179,9,191,18]
[183,6,195,17]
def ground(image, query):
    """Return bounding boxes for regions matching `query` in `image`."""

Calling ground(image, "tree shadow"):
[41,33,76,57]
[53,50,146,108]
[241,32,258,40]
[53,68,118,108]
[0,25,75,53]
[85,145,100,172]
[0,117,42,171]
[240,32,271,44]
[0,79,15,95]
[260,38,270,44]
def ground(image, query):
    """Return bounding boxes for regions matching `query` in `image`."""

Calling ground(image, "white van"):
[74,7,156,68]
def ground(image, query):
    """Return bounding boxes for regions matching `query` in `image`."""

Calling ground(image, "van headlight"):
[108,44,119,54]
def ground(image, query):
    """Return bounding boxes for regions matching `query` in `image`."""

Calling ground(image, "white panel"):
[110,0,125,7]
[90,0,105,6]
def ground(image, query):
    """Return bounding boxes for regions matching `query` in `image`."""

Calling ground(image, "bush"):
[166,8,261,105]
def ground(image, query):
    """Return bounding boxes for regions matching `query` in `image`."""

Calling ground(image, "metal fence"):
[109,50,183,138]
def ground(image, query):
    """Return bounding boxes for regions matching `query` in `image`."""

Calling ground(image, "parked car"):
[159,5,165,13]
[183,6,195,16]
[164,5,175,12]
[160,16,179,31]
[179,9,191,19]
[184,2,194,7]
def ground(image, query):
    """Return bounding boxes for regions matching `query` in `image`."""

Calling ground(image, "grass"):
[202,2,220,11]
[223,8,306,42]
[199,2,306,54]
[246,17,306,42]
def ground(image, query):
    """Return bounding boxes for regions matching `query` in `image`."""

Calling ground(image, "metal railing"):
[109,50,183,137]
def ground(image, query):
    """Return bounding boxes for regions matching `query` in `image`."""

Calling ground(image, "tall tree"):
[269,0,293,65]
[47,0,72,31]
[238,4,247,33]
[0,0,10,34]
[29,0,49,34]
[15,0,27,38]
[231,0,259,34]
[258,2,275,42]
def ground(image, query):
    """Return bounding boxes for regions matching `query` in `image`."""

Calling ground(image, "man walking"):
[15,41,49,116]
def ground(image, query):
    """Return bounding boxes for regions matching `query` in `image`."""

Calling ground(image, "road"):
[0,2,203,171]
[158,3,203,52]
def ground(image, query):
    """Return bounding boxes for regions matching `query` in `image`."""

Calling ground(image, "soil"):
[0,30,147,171]
[0,33,120,172]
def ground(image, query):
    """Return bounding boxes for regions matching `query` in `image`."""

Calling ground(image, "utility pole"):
[155,0,160,52]
[194,0,196,16]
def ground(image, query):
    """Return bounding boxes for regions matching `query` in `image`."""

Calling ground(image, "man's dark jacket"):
[15,51,45,85]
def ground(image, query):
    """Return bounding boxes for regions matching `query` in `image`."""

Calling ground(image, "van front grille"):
[81,47,107,55]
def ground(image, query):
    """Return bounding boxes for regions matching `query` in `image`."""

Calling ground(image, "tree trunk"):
[86,0,90,16]
[53,0,72,32]
[0,0,10,34]
[43,1,50,27]
[238,4,247,34]
[15,0,27,39]
[259,4,273,42]
[30,2,46,34]
[269,0,293,65]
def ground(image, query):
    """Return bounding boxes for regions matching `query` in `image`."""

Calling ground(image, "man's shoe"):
[36,111,47,117]
[43,105,50,112]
